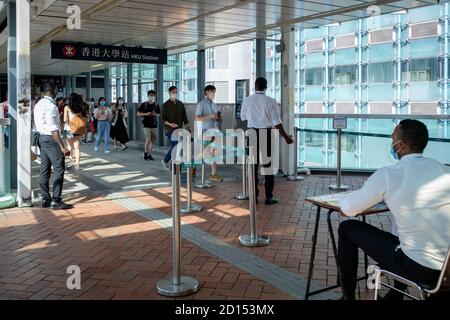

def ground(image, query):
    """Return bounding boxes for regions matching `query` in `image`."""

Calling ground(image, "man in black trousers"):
[33,82,73,209]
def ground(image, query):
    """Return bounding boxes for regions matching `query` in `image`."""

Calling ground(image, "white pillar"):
[16,0,32,207]
[280,27,296,176]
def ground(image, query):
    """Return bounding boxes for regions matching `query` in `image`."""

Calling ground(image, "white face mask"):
[148,96,156,103]
[170,93,177,100]
[118,100,123,106]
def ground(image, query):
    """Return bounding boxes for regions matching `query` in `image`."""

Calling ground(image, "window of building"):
[403,58,440,82]
[207,48,216,69]
[206,81,228,103]
[305,68,323,85]
[183,78,196,91]
[368,62,394,83]
[334,65,356,85]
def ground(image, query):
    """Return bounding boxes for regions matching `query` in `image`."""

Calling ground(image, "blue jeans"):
[163,131,178,163]
[95,120,111,151]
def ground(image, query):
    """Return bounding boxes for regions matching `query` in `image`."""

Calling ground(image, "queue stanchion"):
[181,164,202,214]
[287,127,305,181]
[239,154,271,247]
[234,151,249,200]
[157,162,199,297]
[194,163,213,189]
[329,117,349,192]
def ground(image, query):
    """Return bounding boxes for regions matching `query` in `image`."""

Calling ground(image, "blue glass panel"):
[305,52,324,67]
[409,82,440,101]
[333,20,357,36]
[367,15,396,29]
[334,48,356,65]
[369,43,394,62]
[305,85,323,100]
[368,83,394,101]
[409,38,440,58]
[304,28,324,40]
[409,5,440,23]
[331,85,355,101]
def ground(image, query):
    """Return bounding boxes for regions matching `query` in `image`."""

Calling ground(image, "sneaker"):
[41,200,51,208]
[105,150,111,154]
[161,160,169,170]
[264,196,279,205]
[94,146,99,152]
[209,174,223,182]
[50,200,74,210]
[122,145,128,151]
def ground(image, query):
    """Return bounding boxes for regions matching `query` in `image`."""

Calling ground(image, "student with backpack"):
[63,93,87,171]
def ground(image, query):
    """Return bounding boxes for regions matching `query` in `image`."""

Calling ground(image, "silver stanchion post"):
[157,163,199,297]
[194,163,213,189]
[287,127,305,181]
[329,128,349,191]
[181,165,203,214]
[239,155,271,247]
[234,153,249,200]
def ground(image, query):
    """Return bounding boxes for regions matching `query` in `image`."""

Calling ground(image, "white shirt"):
[341,154,450,270]
[240,91,281,128]
[33,96,60,136]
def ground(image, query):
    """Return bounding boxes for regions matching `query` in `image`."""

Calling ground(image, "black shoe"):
[378,289,405,301]
[265,196,279,205]
[50,201,74,210]
[147,154,154,161]
[42,200,51,208]
[144,153,149,160]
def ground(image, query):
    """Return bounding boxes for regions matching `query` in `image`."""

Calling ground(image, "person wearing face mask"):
[33,81,73,209]
[195,85,223,181]
[110,97,130,151]
[137,90,161,160]
[161,86,189,169]
[338,119,450,300]
[94,97,113,153]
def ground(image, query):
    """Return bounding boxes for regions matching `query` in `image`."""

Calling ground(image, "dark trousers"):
[164,131,178,163]
[251,128,274,199]
[338,220,440,300]
[38,135,65,202]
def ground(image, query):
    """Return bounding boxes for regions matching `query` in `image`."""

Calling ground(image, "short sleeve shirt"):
[138,102,161,128]
[195,98,219,131]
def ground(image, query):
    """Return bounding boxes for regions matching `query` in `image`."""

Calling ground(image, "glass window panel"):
[368,62,394,83]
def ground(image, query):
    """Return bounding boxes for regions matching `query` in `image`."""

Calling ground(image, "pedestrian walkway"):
[1,142,393,300]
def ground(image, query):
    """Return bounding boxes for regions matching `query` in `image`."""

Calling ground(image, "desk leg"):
[305,206,321,300]
[327,210,343,292]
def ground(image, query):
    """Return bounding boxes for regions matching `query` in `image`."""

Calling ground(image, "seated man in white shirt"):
[339,119,450,300]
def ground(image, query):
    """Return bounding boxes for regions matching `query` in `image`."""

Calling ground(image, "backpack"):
[70,113,87,135]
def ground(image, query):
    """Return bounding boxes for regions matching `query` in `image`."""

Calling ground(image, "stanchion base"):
[234,192,249,200]
[239,234,271,247]
[329,184,349,192]
[287,175,305,181]
[181,203,203,214]
[156,276,199,297]
[194,183,213,189]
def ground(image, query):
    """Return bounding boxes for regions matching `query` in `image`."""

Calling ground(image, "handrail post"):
[329,128,349,192]
[239,154,271,247]
[194,162,213,189]
[287,127,305,181]
[157,163,199,296]
[235,146,249,200]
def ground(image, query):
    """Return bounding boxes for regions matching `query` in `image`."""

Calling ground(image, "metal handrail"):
[295,113,450,120]
[296,127,450,143]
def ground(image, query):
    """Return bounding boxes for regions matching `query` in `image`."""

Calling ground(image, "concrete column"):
[137,64,142,103]
[156,63,164,146]
[16,0,32,206]
[7,1,16,191]
[64,75,71,96]
[127,63,134,139]
[115,66,121,100]
[280,27,296,176]
[86,72,92,99]
[71,75,76,94]
[197,49,205,102]
[255,38,266,79]
[104,68,111,103]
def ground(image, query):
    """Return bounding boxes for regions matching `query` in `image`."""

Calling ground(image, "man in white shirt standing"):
[240,77,293,205]
[339,119,450,300]
[33,82,73,210]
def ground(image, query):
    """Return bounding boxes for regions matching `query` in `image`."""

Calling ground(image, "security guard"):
[240,77,293,205]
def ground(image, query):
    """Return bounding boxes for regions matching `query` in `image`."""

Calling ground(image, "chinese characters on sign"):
[51,42,167,64]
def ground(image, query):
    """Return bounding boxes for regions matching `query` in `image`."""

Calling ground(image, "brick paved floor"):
[0,143,392,300]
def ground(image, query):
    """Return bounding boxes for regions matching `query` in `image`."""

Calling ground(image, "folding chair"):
[372,246,450,300]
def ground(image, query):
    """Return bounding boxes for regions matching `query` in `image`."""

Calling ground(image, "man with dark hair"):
[338,119,450,300]
[240,77,293,205]
[195,84,222,181]
[33,82,73,209]
[161,86,189,169]
[137,90,160,160]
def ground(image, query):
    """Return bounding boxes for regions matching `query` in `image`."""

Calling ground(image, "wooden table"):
[304,192,389,300]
